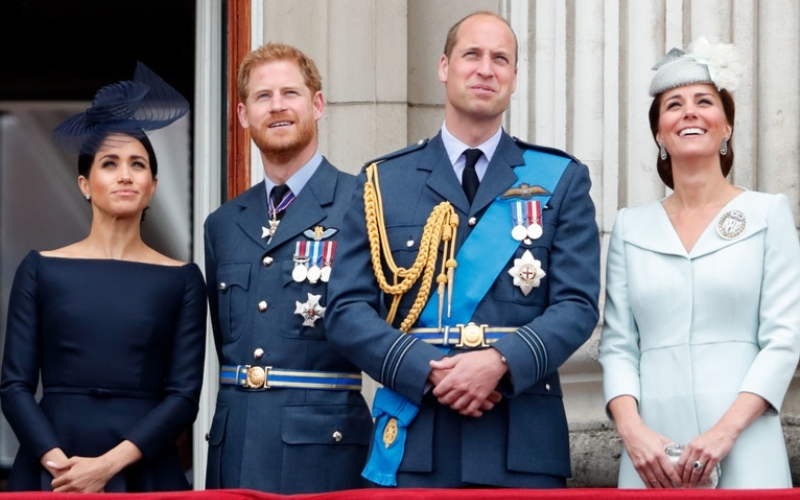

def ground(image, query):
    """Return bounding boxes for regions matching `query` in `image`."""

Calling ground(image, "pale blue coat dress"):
[599,190,800,488]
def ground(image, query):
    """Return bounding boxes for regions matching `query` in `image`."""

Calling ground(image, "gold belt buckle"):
[244,365,271,389]
[456,322,488,348]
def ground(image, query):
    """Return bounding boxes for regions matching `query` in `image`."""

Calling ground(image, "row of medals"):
[511,200,543,243]
[292,261,331,284]
[287,201,544,285]
[292,240,334,284]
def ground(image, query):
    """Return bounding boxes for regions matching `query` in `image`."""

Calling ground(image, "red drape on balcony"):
[1,488,797,499]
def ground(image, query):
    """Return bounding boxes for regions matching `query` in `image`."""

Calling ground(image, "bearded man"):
[203,43,371,494]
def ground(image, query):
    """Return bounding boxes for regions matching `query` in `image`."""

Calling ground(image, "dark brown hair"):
[78,132,157,179]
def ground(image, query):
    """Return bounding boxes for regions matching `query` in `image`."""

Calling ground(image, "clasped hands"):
[41,441,141,493]
[428,348,508,417]
[44,455,113,493]
[623,423,731,489]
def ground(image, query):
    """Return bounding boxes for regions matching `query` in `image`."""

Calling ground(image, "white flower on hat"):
[688,36,745,92]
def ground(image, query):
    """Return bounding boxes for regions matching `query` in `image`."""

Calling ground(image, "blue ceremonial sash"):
[418,148,572,328]
[362,148,571,486]
[360,388,419,486]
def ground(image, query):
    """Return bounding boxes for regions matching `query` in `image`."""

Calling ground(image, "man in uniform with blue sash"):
[204,43,372,493]
[325,11,600,488]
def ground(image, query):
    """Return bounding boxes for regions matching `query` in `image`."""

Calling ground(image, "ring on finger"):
[693,460,704,470]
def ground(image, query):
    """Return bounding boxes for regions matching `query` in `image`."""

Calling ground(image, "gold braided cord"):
[363,163,458,332]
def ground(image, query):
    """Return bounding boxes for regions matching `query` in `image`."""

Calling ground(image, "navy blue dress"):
[0,251,207,492]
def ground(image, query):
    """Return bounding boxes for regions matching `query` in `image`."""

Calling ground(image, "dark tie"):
[462,148,482,205]
[269,184,292,221]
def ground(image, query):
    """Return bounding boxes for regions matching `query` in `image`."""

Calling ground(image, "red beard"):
[250,112,316,165]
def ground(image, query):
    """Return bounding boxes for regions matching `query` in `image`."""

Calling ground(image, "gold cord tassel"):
[445,212,459,318]
[364,162,459,332]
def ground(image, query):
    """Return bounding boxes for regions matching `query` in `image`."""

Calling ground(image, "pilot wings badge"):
[501,182,550,200]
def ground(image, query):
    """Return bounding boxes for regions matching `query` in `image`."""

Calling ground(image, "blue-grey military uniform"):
[204,159,372,493]
[325,132,600,488]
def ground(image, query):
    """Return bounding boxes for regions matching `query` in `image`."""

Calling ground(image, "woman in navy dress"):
[0,63,206,492]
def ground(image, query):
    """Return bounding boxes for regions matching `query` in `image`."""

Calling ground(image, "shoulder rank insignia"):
[360,138,430,172]
[501,182,551,200]
[512,136,582,164]
[303,226,338,241]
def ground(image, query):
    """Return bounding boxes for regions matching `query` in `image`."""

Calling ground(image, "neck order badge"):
[263,184,294,242]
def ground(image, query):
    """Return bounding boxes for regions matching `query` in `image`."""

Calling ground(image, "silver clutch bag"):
[664,443,721,488]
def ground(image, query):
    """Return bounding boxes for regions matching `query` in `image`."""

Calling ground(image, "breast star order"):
[294,293,326,327]
[507,249,546,296]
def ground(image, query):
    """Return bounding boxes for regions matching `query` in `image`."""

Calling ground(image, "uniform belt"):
[220,365,362,391]
[408,322,517,348]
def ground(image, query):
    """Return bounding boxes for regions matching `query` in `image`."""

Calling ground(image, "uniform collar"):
[262,150,323,201]
[441,122,502,181]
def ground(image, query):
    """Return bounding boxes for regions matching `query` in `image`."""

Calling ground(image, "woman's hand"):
[608,395,682,488]
[49,456,112,492]
[40,448,70,482]
[48,439,143,493]
[676,392,769,487]
[620,421,682,488]
[675,426,733,487]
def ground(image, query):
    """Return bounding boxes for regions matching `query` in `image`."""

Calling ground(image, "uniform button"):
[204,432,210,441]
[406,239,414,247]
[253,348,264,359]
[545,383,551,391]
[468,217,477,226]
[262,256,274,267]
[219,282,227,290]
[332,430,343,442]
[258,300,268,312]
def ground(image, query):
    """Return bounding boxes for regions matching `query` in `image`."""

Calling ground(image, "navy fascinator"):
[52,62,189,155]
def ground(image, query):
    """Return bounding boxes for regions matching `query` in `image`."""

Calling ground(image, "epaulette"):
[512,136,583,164]
[360,138,430,172]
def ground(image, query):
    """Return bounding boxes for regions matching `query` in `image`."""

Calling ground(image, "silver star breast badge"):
[507,249,546,296]
[294,293,326,327]
[262,220,280,242]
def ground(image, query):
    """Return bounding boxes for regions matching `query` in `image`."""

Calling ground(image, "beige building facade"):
[191,0,800,488]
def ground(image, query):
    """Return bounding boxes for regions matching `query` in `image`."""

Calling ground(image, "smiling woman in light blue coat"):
[599,37,800,489]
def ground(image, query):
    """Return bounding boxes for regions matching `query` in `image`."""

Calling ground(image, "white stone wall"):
[257,0,800,425]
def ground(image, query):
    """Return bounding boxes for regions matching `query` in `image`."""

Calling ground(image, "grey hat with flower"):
[649,36,745,96]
